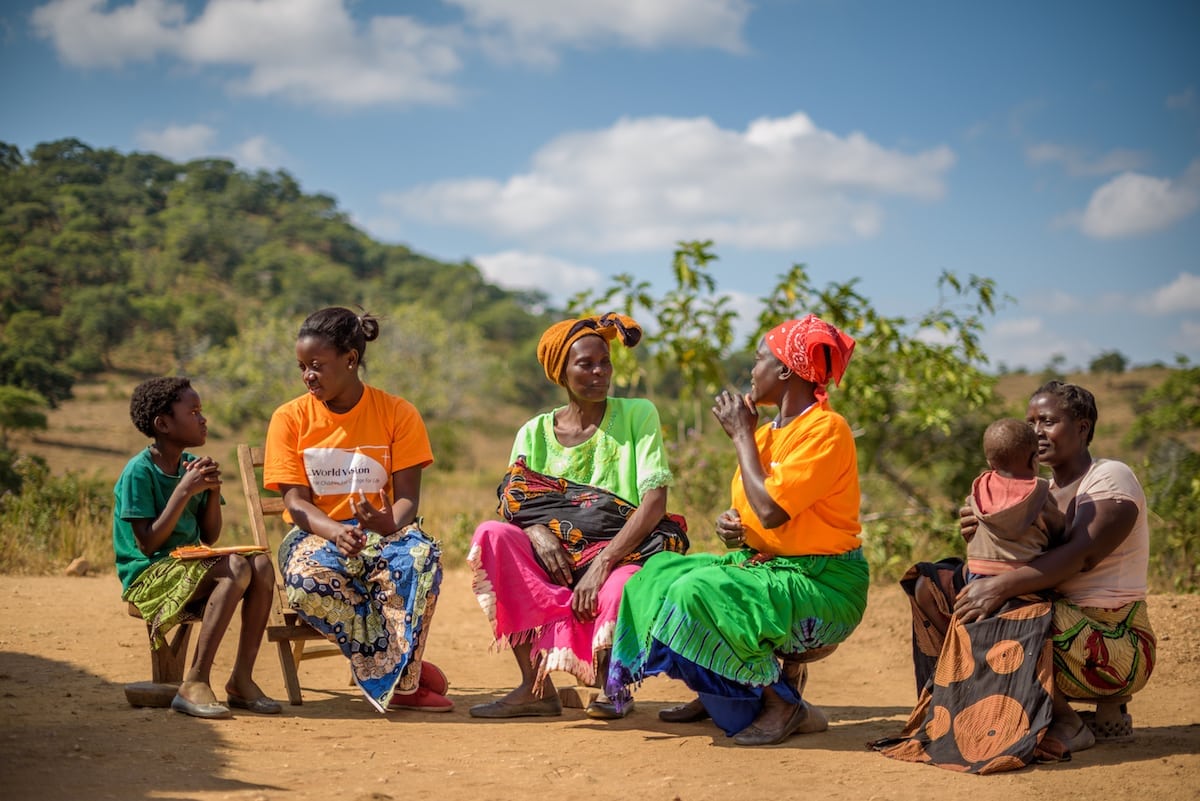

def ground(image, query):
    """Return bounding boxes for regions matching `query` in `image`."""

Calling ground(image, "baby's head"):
[983,417,1039,479]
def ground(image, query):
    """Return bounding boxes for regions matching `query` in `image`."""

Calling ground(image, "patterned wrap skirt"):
[878,558,1156,773]
[1051,598,1156,699]
[607,548,869,735]
[122,555,220,649]
[279,523,442,713]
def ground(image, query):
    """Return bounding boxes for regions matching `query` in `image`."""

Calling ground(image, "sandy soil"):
[1,570,1197,801]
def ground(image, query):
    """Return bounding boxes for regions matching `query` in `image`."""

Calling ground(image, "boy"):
[965,417,1066,581]
[114,377,280,718]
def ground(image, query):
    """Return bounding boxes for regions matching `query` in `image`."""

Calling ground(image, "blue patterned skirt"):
[279,524,442,712]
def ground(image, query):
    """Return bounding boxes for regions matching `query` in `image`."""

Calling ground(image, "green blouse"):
[509,396,672,505]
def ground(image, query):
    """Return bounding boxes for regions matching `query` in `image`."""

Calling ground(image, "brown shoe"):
[469,696,562,718]
[658,697,710,723]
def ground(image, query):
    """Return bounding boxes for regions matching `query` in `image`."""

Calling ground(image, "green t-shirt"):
[509,396,672,505]
[112,448,221,591]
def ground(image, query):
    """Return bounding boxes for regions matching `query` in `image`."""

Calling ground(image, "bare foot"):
[225,678,268,703]
[495,679,556,706]
[1048,715,1096,753]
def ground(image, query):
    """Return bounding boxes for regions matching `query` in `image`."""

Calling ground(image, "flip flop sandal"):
[1079,710,1134,743]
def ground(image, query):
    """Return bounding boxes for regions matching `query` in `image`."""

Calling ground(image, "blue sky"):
[2,0,1198,372]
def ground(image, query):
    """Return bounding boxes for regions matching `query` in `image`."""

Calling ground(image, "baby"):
[965,417,1066,581]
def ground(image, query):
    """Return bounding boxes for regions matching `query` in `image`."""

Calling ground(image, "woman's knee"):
[471,520,525,549]
[912,575,948,618]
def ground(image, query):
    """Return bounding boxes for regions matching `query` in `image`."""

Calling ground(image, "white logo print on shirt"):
[303,447,390,502]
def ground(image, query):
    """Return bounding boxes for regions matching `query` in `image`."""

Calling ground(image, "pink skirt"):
[468,520,638,686]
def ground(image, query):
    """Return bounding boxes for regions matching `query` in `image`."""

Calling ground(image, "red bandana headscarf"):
[765,314,856,400]
[536,312,642,385]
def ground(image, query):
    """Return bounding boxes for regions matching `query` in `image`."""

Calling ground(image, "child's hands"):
[180,456,221,496]
[958,504,978,543]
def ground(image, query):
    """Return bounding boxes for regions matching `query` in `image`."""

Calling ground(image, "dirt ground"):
[1,571,1198,801]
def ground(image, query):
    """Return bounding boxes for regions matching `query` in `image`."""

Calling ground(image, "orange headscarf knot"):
[765,314,856,400]
[536,312,643,385]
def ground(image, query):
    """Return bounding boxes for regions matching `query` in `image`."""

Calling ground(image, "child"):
[965,417,1066,581]
[114,377,280,718]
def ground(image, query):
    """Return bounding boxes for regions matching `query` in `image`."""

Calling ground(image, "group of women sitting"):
[252,305,1154,764]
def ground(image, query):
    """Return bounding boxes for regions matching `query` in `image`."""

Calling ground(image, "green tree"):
[0,386,47,449]
[1089,350,1128,375]
[1125,362,1200,590]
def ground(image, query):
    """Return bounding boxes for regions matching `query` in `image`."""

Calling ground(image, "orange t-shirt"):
[731,399,861,556]
[263,384,433,525]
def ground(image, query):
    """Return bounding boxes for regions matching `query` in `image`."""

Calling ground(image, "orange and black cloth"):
[871,560,1068,774]
[497,456,688,577]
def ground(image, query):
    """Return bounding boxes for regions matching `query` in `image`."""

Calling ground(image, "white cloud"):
[472,250,603,300]
[382,113,955,251]
[993,316,1046,337]
[1026,142,1145,177]
[448,0,748,64]
[1137,272,1200,315]
[31,0,749,105]
[134,122,217,160]
[31,0,183,67]
[1077,160,1200,239]
[983,315,1094,373]
[231,135,286,170]
[32,0,463,108]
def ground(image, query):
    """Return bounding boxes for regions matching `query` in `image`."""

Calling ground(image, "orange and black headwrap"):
[765,314,856,400]
[536,312,642,385]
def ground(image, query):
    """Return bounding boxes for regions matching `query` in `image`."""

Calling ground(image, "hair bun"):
[358,313,380,342]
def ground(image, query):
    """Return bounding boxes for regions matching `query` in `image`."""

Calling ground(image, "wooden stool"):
[123,603,202,708]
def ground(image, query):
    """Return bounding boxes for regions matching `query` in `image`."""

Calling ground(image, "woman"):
[468,312,687,720]
[607,314,869,746]
[263,307,450,713]
[881,381,1155,772]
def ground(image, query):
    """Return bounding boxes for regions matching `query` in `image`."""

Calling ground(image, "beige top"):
[1053,458,1149,608]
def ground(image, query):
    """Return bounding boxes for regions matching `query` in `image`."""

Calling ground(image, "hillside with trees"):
[1,138,1195,592]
